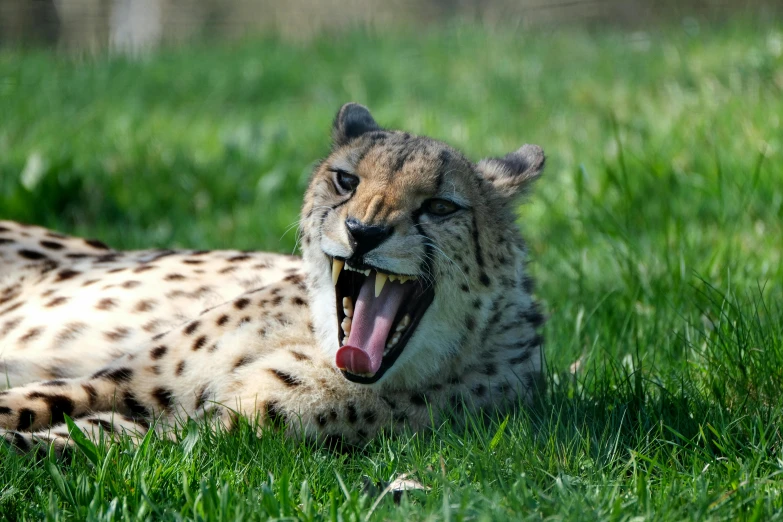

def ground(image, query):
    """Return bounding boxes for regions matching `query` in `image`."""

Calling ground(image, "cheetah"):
[0,103,546,454]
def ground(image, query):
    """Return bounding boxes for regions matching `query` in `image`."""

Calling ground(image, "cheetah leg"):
[0,377,123,432]
[2,411,149,457]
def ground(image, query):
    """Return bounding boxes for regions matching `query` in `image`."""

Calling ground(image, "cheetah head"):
[301,103,545,388]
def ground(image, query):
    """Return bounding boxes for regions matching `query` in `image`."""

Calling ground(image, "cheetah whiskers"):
[286,205,334,255]
[281,218,305,255]
[411,234,471,291]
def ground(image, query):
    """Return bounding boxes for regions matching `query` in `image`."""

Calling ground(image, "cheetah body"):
[0,104,546,452]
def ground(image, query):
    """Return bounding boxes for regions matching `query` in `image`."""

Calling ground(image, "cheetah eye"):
[422,198,459,217]
[331,169,360,195]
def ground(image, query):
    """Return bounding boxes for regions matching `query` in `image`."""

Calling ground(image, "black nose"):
[345,217,392,257]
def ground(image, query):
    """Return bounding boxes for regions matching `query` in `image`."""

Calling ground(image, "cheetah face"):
[302,104,545,387]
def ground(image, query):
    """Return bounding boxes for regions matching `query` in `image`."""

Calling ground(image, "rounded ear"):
[332,103,381,148]
[476,144,545,199]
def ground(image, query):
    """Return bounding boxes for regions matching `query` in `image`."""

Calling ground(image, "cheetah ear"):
[332,103,381,148]
[477,144,545,199]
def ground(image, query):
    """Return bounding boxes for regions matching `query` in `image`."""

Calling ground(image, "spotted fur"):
[0,104,546,454]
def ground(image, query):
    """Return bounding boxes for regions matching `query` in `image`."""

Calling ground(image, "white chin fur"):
[303,247,341,360]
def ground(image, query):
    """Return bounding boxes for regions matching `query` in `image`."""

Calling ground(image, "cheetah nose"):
[345,217,392,257]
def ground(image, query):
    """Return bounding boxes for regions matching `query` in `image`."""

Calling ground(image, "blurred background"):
[1,0,781,51]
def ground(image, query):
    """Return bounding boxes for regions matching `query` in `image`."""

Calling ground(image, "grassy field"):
[1,18,783,520]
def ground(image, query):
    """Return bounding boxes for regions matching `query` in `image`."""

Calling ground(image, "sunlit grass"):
[1,19,782,520]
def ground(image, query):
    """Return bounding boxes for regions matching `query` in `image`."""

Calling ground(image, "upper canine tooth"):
[375,272,388,297]
[332,259,344,286]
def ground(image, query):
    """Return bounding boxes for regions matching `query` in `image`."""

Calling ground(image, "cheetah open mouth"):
[331,258,434,384]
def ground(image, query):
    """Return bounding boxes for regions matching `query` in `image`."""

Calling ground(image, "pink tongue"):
[336,273,408,376]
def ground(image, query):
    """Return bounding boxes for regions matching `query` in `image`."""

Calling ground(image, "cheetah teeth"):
[397,313,411,330]
[331,259,419,290]
[384,313,412,354]
[375,273,419,296]
[382,273,417,283]
[343,264,370,276]
[340,298,354,344]
[342,296,353,318]
[341,316,352,338]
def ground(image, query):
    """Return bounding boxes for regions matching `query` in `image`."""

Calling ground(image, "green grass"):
[2,18,783,520]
